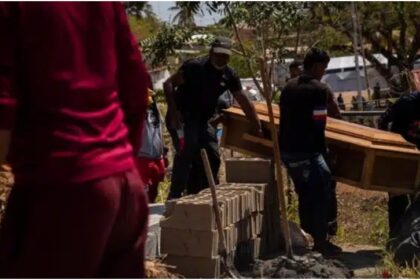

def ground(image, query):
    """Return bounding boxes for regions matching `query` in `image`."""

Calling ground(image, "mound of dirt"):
[242,252,353,278]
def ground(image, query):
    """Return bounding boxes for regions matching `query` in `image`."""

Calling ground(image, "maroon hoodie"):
[0,2,149,184]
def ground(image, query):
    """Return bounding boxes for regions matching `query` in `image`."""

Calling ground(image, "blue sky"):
[149,1,222,26]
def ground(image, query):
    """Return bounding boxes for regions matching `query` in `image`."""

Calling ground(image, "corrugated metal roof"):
[326,54,388,70]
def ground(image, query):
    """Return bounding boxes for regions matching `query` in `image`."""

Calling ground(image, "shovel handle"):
[200,149,228,254]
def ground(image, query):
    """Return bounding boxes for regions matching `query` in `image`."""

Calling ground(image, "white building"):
[322,54,389,93]
[273,54,420,93]
[149,66,170,90]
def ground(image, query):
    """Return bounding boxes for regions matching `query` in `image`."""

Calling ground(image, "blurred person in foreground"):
[0,3,149,277]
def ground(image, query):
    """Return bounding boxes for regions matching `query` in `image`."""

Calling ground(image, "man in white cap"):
[164,36,262,199]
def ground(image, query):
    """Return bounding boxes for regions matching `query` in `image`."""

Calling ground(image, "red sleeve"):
[114,2,149,153]
[0,3,18,130]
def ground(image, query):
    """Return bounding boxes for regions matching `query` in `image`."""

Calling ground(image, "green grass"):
[334,191,389,247]
[377,250,420,278]
[156,178,170,203]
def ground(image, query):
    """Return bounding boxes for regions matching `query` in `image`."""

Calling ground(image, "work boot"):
[313,240,342,257]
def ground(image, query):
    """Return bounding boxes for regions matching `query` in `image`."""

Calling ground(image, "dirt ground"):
[335,182,388,246]
[334,182,389,277]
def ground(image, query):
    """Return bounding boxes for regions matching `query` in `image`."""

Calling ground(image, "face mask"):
[211,60,227,71]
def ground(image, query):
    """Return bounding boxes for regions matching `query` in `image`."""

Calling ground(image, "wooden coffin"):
[221,103,420,194]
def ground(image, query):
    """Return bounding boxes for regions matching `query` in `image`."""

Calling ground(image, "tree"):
[128,16,161,41]
[169,2,203,28]
[140,24,192,68]
[124,2,155,19]
[220,2,307,92]
[221,1,308,257]
[229,52,254,78]
[310,2,420,87]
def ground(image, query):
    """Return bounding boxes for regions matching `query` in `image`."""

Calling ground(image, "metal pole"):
[355,3,372,101]
[351,2,363,111]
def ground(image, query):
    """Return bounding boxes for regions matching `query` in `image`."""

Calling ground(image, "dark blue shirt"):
[279,74,329,154]
[175,57,242,121]
[378,91,420,149]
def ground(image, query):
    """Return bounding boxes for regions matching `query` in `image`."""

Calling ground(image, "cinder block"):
[219,184,267,215]
[257,212,263,235]
[165,255,220,278]
[161,228,218,258]
[160,201,226,231]
[233,194,240,223]
[225,158,272,183]
[250,237,261,259]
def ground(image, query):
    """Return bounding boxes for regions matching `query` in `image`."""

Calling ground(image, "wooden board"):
[221,103,420,194]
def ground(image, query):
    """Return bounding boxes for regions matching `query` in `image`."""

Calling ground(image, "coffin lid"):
[224,102,419,153]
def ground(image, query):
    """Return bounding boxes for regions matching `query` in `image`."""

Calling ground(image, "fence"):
[341,110,385,128]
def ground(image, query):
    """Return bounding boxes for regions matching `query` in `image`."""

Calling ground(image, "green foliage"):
[156,178,170,203]
[154,89,165,103]
[124,2,155,19]
[315,26,352,57]
[272,90,281,104]
[205,23,231,38]
[223,2,306,29]
[128,16,161,41]
[229,53,254,78]
[378,251,420,278]
[141,24,192,67]
[310,2,420,81]
[286,188,299,225]
[169,2,204,27]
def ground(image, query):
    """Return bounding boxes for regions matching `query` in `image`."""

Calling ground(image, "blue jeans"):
[282,153,332,242]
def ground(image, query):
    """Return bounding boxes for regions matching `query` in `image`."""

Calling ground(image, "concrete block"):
[222,224,239,254]
[161,228,218,258]
[146,231,159,259]
[219,183,267,215]
[225,158,272,183]
[160,201,226,231]
[250,212,263,237]
[250,237,261,259]
[146,213,162,259]
[199,188,244,226]
[165,255,220,278]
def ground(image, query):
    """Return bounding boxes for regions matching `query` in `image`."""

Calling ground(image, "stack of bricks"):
[160,183,266,278]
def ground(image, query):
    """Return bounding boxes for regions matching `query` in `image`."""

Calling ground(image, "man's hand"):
[233,90,263,138]
[209,114,225,128]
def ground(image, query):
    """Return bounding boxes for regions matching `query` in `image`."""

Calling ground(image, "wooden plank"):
[224,104,417,150]
[362,150,375,188]
[242,134,273,148]
[222,102,420,194]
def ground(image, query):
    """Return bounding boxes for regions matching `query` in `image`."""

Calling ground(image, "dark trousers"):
[327,180,338,236]
[388,193,411,239]
[0,169,149,278]
[282,153,332,243]
[168,119,220,199]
